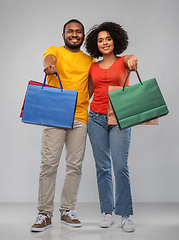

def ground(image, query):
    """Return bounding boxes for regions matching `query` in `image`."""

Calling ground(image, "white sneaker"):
[121,217,135,232]
[100,213,114,228]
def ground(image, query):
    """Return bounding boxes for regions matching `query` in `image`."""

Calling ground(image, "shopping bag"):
[108,70,169,129]
[20,80,56,118]
[21,73,78,129]
[108,86,158,126]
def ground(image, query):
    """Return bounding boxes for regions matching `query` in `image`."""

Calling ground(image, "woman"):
[85,22,138,232]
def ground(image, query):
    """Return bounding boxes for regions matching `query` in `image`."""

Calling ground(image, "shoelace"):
[102,214,112,222]
[62,210,78,220]
[35,214,47,224]
[122,218,133,225]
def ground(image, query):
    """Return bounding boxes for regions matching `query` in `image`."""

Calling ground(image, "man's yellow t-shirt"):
[43,46,95,124]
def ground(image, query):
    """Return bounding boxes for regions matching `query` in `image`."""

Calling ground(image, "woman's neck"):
[99,54,118,69]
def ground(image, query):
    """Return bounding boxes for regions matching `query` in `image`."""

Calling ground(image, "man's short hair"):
[63,19,85,34]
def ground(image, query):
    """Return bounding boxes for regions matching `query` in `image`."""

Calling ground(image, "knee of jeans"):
[114,164,129,177]
[96,165,112,177]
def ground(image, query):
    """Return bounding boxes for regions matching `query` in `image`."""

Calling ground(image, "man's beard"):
[64,37,84,49]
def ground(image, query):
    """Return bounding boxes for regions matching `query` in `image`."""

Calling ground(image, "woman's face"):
[97,31,114,56]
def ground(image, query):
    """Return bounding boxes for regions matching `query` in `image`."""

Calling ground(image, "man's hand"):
[124,55,138,71]
[44,65,57,75]
[43,54,57,75]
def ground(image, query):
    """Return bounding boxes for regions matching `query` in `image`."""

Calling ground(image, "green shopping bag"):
[108,70,169,130]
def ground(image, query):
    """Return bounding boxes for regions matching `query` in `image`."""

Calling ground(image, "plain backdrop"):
[0,0,178,203]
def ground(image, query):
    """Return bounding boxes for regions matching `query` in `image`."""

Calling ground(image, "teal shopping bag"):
[22,73,78,129]
[108,71,169,130]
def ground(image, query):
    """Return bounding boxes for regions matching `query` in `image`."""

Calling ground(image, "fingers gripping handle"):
[42,72,63,92]
[123,70,143,91]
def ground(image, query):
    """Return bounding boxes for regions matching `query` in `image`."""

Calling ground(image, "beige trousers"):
[37,120,87,218]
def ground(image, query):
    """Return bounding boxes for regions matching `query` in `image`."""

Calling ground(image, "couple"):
[31,19,138,233]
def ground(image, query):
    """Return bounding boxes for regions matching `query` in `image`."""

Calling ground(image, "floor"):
[0,202,179,240]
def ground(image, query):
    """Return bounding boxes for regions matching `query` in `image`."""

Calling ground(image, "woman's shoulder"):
[89,61,100,75]
[116,56,125,61]
[90,61,99,69]
[112,56,126,69]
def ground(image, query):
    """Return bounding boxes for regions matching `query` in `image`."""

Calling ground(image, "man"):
[31,19,95,232]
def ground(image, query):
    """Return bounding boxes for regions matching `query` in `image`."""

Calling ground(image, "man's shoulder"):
[80,51,95,63]
[46,45,63,51]
[44,45,63,55]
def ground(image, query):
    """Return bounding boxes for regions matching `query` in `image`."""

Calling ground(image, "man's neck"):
[63,45,80,53]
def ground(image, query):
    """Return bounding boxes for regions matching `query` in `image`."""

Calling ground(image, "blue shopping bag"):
[22,73,78,129]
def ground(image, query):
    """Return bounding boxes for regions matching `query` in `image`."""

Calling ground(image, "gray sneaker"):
[100,213,114,228]
[121,217,135,232]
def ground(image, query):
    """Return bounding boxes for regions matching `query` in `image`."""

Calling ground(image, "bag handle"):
[42,72,63,92]
[122,70,143,91]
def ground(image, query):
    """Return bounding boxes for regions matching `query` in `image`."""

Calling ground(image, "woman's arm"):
[88,75,94,99]
[124,54,138,71]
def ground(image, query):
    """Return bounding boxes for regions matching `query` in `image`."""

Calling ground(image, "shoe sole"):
[100,221,114,228]
[61,220,82,227]
[122,226,135,232]
[31,224,52,232]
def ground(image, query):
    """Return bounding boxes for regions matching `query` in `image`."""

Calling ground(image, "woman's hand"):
[124,55,138,71]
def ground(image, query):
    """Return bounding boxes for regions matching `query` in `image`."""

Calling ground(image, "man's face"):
[63,22,85,52]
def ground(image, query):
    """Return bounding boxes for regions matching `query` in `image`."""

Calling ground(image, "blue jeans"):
[88,110,133,216]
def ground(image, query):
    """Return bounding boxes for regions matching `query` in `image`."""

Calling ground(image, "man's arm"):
[43,54,57,75]
[88,75,94,99]
[124,54,138,71]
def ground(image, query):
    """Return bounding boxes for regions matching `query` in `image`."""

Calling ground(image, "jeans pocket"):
[88,110,99,119]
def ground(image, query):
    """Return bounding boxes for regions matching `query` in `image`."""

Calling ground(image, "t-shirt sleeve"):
[89,66,92,75]
[120,55,130,86]
[43,46,59,61]
[92,58,96,64]
[121,55,126,67]
[89,62,96,75]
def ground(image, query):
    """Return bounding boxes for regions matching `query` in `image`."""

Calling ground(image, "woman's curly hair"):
[85,22,129,58]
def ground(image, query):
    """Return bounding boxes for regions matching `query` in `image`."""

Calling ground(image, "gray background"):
[0,0,178,203]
